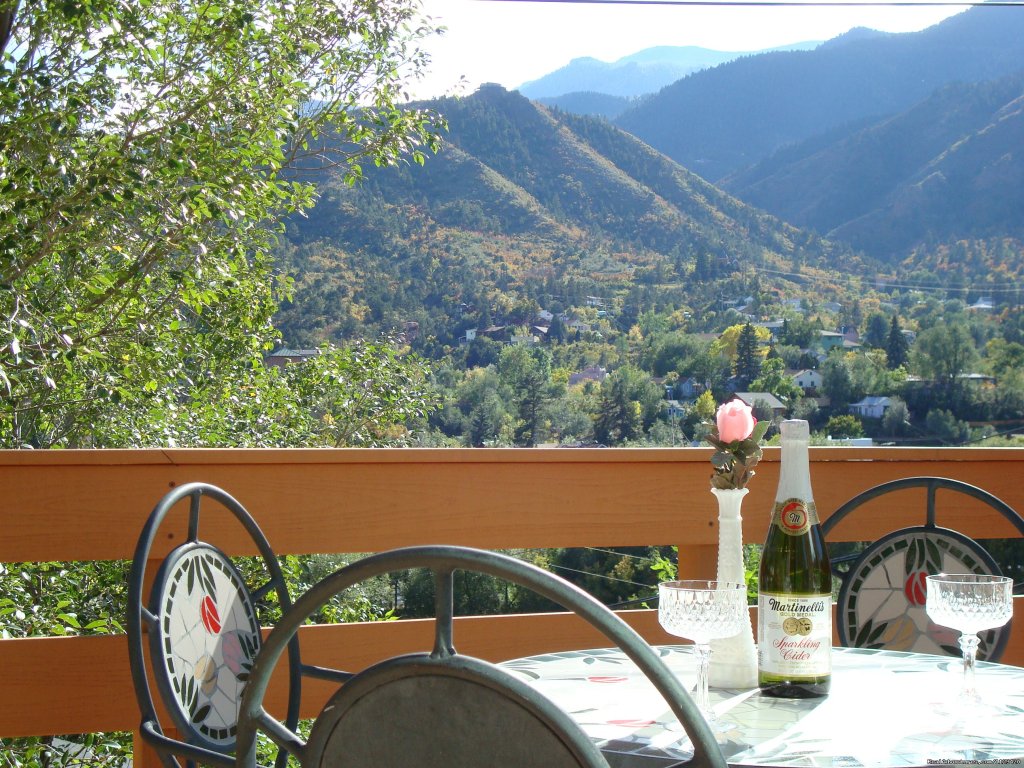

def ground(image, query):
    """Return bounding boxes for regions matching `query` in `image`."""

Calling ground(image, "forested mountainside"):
[614,6,1024,182]
[723,73,1024,261]
[534,92,637,120]
[276,84,846,348]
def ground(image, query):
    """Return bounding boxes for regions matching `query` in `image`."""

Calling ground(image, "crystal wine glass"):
[925,573,1013,699]
[658,580,747,720]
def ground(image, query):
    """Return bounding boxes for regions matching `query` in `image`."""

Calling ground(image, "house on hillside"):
[791,369,822,394]
[756,319,786,342]
[849,396,893,419]
[265,348,318,369]
[478,325,509,341]
[664,400,686,419]
[677,377,705,400]
[959,373,996,388]
[732,392,787,420]
[819,330,845,352]
[510,332,540,346]
[568,366,607,387]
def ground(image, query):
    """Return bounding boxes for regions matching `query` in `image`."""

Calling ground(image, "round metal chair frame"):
[823,476,1024,661]
[127,482,303,768]
[235,545,728,768]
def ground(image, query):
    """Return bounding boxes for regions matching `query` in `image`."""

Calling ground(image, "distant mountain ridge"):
[614,6,1024,182]
[723,72,1024,257]
[517,42,821,101]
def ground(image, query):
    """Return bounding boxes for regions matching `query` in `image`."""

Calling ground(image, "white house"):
[791,369,822,393]
[849,396,893,419]
[664,400,686,419]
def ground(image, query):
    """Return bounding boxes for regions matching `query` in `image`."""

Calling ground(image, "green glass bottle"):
[757,419,832,697]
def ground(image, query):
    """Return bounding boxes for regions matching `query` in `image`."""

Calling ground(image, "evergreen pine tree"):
[593,376,642,447]
[735,322,762,385]
[886,315,910,370]
[694,251,711,282]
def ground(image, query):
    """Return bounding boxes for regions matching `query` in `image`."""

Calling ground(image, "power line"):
[583,546,657,562]
[751,265,1024,295]
[549,563,654,588]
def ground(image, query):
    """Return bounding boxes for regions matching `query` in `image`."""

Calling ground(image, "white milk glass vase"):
[708,487,759,688]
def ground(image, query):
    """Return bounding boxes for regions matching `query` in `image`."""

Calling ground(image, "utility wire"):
[583,546,658,562]
[751,265,1024,295]
[483,0,1024,7]
[549,563,655,588]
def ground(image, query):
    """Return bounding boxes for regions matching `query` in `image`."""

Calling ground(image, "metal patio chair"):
[235,545,727,768]
[127,482,319,768]
[823,476,1024,661]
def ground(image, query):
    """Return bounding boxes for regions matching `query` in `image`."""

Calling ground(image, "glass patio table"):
[498,645,1024,767]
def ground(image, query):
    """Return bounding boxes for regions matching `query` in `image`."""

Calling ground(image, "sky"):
[411,0,969,99]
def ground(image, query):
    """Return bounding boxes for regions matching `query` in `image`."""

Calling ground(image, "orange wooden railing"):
[1,446,1022,762]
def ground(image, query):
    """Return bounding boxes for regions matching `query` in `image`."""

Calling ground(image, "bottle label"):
[771,499,819,536]
[758,592,832,677]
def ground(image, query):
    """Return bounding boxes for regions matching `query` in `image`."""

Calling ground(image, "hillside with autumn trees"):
[274,83,1024,450]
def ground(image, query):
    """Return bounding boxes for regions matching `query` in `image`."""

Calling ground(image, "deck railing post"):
[676,543,718,582]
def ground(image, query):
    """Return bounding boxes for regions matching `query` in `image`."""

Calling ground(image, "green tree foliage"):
[925,408,971,445]
[780,315,821,348]
[594,375,643,446]
[750,357,801,403]
[881,397,911,437]
[593,365,663,446]
[985,338,1024,377]
[1,2,443,759]
[0,0,444,447]
[912,323,980,407]
[497,345,555,447]
[824,414,865,439]
[734,322,763,385]
[886,315,911,370]
[820,354,855,409]
[864,312,890,348]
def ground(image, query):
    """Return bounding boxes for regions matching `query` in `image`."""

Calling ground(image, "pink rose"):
[716,400,756,443]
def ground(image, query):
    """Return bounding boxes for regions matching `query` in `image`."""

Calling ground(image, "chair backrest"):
[126,483,303,768]
[823,477,1024,661]
[235,545,728,768]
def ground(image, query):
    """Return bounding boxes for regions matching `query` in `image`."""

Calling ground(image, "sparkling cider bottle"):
[757,419,832,697]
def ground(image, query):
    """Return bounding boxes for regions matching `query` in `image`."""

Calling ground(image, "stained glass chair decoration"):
[235,545,728,768]
[823,477,1024,661]
[127,482,344,768]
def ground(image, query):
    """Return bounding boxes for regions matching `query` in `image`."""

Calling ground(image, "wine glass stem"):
[693,641,713,718]
[959,632,980,699]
